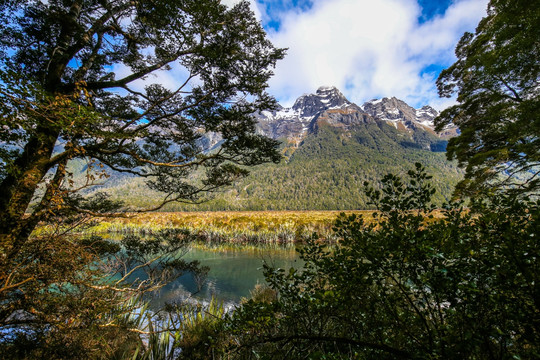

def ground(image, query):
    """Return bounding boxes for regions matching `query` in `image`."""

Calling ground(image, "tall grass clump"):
[83,211,367,244]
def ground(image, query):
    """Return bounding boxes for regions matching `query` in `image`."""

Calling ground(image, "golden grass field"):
[87,210,375,243]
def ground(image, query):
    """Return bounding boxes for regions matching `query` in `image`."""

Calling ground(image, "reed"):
[83,210,373,244]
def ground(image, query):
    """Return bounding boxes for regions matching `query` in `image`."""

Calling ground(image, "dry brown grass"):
[87,210,375,243]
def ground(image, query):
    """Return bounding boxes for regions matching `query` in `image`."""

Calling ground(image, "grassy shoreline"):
[84,210,373,244]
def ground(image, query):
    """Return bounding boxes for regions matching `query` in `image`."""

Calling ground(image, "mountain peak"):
[255,88,452,143]
[291,86,351,116]
[316,85,338,93]
[362,97,439,130]
[315,86,348,101]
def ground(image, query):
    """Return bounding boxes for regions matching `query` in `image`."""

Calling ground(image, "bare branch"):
[83,54,191,91]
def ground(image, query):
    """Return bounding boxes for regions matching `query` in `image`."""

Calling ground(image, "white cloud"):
[256,0,488,109]
[113,0,487,110]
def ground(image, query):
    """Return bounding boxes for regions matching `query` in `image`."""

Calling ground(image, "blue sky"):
[259,0,454,30]
[222,0,488,109]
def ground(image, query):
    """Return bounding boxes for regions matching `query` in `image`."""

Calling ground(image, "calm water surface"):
[150,244,302,308]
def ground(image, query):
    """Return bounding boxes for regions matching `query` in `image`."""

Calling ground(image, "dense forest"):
[102,118,462,211]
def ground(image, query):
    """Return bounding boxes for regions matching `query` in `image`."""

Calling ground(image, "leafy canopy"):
[435,0,540,196]
[226,164,540,359]
[0,0,285,357]
[0,0,285,247]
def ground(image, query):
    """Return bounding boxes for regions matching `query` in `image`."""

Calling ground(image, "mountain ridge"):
[255,86,456,155]
[89,86,463,211]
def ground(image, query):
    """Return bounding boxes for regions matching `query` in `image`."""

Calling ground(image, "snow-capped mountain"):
[362,97,437,129]
[255,86,360,140]
[292,86,355,117]
[255,86,454,143]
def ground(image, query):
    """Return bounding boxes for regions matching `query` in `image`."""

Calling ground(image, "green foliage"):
[436,0,540,196]
[0,228,213,358]
[102,122,463,211]
[0,1,283,356]
[170,297,228,360]
[0,234,138,359]
[0,0,284,248]
[226,164,540,359]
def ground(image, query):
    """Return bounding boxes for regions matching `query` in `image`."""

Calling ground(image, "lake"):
[149,244,302,308]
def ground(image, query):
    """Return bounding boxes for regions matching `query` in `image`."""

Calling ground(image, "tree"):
[0,0,284,252]
[0,0,284,356]
[225,164,540,359]
[435,0,540,196]
[0,229,211,358]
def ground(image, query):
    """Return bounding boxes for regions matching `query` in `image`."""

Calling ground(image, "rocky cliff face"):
[255,86,456,147]
[291,86,353,117]
[362,97,436,128]
[255,86,358,140]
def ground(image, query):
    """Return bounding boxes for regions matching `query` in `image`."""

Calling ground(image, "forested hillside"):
[92,87,462,211]
[102,112,462,211]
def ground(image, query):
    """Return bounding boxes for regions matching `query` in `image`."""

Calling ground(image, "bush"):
[227,164,540,359]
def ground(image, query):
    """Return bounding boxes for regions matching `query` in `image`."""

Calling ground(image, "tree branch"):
[83,54,191,91]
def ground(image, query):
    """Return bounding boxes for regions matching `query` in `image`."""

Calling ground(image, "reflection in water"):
[149,244,302,308]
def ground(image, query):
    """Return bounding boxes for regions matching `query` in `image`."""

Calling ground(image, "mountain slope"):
[93,86,462,210]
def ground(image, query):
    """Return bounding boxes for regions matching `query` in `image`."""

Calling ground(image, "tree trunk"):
[0,126,59,255]
[0,0,83,253]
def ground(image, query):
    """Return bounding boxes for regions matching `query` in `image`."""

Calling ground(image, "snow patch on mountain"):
[255,87,455,143]
[362,97,440,131]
